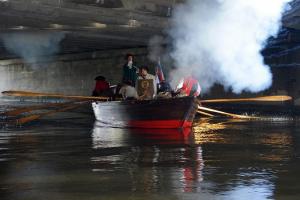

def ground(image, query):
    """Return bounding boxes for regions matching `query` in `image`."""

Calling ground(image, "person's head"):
[125,53,133,62]
[139,66,149,77]
[94,75,106,81]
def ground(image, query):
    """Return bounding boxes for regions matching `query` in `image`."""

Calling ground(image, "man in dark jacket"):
[122,53,138,87]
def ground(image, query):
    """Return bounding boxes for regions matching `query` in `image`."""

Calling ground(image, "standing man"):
[122,53,138,87]
[136,66,157,100]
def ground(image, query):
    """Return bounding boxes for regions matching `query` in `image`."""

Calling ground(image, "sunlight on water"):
[255,116,295,121]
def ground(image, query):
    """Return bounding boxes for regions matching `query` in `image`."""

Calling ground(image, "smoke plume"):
[148,35,165,62]
[169,0,292,93]
[1,32,65,64]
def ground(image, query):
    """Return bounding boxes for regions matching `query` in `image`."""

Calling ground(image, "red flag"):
[155,59,165,83]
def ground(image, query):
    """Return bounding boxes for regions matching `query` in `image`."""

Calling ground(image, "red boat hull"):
[92,97,199,129]
[127,120,193,129]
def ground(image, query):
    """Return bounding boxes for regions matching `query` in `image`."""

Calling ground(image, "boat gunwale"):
[92,96,197,106]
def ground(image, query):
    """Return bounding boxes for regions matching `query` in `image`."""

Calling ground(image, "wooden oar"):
[198,106,259,119]
[2,100,81,116]
[197,110,215,117]
[2,90,110,101]
[200,95,292,103]
[14,101,90,125]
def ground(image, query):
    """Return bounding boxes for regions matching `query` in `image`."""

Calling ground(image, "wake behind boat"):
[92,97,199,129]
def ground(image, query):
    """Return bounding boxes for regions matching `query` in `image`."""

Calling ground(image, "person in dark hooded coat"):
[92,76,112,97]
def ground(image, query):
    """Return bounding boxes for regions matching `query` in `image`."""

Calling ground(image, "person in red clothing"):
[175,76,201,97]
[92,76,111,96]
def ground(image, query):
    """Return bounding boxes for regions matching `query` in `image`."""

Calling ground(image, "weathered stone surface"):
[0,48,150,95]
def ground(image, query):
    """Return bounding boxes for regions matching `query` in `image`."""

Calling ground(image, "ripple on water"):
[0,101,300,199]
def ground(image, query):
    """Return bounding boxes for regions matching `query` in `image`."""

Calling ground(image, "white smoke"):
[147,35,174,74]
[1,32,65,64]
[169,0,292,93]
[148,35,165,62]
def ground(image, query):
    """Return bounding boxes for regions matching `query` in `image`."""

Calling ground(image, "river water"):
[0,101,300,200]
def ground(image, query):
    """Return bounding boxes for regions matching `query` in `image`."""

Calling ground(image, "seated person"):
[119,80,139,100]
[136,66,157,100]
[92,75,113,97]
[157,80,173,99]
[158,80,172,93]
[114,83,123,99]
[175,76,201,97]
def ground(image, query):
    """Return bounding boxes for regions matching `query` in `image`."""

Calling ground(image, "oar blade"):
[16,115,41,125]
[200,95,293,103]
[2,101,82,117]
[254,95,292,101]
[13,102,89,125]
[2,90,110,101]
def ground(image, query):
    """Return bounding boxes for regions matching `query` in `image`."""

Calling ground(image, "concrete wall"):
[1,46,300,106]
[0,48,151,96]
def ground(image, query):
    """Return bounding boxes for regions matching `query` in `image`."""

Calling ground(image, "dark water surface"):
[0,102,300,200]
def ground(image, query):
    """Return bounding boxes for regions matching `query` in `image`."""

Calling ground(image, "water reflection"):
[192,118,294,199]
[0,113,299,199]
[92,122,192,147]
[91,123,204,193]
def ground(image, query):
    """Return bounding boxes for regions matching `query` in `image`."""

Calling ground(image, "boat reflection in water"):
[92,121,204,193]
[91,118,295,198]
[92,121,193,146]
[0,114,297,200]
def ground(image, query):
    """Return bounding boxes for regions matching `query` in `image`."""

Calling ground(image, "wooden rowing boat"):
[92,97,199,128]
